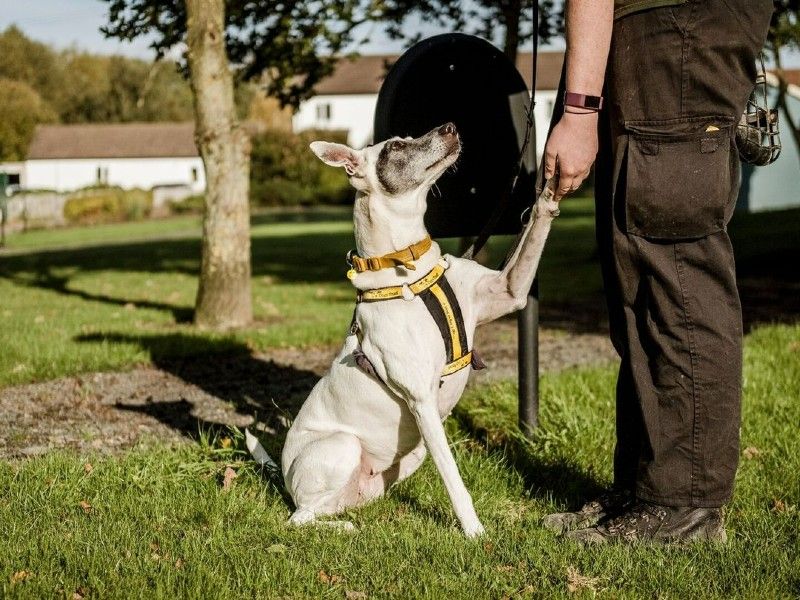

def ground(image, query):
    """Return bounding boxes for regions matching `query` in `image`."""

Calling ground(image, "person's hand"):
[544,110,599,201]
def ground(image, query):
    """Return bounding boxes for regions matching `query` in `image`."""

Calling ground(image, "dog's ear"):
[309,141,364,177]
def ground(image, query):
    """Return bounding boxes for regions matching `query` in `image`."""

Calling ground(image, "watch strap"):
[564,91,604,111]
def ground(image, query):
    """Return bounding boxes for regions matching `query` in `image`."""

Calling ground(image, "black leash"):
[461,0,540,260]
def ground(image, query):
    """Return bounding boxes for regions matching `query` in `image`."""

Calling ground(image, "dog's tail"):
[245,428,281,475]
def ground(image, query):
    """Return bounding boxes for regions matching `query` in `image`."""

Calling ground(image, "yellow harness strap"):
[359,263,446,301]
[349,236,432,273]
[357,262,473,377]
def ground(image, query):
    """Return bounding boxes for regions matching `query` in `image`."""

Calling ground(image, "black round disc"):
[374,33,535,238]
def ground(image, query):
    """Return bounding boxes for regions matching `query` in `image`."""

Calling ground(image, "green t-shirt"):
[614,0,687,20]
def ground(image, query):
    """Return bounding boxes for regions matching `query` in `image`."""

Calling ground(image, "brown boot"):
[565,501,727,545]
[542,489,634,534]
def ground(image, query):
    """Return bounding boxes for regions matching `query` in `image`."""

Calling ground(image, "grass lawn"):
[1,322,798,598]
[1,202,799,597]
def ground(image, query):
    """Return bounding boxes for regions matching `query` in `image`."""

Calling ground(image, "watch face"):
[565,92,603,110]
[374,33,536,238]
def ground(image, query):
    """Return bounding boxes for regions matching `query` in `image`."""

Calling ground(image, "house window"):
[316,103,332,122]
[191,167,199,182]
[8,173,19,186]
[96,166,103,183]
[96,166,109,185]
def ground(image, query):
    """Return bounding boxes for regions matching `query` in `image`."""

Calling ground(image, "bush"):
[64,187,153,225]
[249,129,353,206]
[168,194,205,215]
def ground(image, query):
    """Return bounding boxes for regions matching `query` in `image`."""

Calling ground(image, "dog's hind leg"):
[284,431,363,530]
[358,442,427,502]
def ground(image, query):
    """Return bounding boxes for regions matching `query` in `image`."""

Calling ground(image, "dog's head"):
[310,123,460,197]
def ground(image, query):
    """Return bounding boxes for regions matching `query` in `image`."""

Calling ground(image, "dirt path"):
[0,320,615,459]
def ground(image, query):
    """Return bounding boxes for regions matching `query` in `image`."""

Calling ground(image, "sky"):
[1,0,796,66]
[0,0,552,59]
[0,0,461,58]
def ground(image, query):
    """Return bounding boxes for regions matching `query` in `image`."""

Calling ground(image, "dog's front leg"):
[409,397,485,537]
[475,179,561,324]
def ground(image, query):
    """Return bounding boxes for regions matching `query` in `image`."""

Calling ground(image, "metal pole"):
[518,277,539,435]
[0,173,8,248]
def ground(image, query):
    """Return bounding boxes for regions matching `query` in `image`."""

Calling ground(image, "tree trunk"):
[185,0,252,329]
[503,0,522,64]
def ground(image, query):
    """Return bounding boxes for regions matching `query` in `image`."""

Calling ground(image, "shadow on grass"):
[4,204,799,335]
[74,330,601,515]
[75,331,319,443]
[451,407,605,509]
[12,271,195,323]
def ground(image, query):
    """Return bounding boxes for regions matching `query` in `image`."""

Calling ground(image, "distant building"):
[0,161,23,188]
[293,51,566,160]
[22,122,206,193]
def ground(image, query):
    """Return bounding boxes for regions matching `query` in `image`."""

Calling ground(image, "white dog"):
[247,123,560,537]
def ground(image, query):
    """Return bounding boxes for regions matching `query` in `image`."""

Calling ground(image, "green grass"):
[1,203,799,597]
[0,200,605,387]
[1,322,798,598]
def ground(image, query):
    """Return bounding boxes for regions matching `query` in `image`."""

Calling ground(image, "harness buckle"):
[346,249,356,268]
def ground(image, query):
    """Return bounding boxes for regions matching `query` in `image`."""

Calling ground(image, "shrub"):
[249,129,352,206]
[168,194,205,215]
[64,187,153,225]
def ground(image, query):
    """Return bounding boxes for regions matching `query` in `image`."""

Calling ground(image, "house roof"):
[27,122,199,160]
[772,69,800,88]
[314,51,565,96]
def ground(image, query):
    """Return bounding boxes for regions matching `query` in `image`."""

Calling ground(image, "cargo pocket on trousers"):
[625,123,734,240]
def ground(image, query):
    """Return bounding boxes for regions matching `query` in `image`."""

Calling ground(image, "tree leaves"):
[101,0,371,108]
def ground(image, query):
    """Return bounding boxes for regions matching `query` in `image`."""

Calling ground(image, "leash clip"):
[346,249,356,268]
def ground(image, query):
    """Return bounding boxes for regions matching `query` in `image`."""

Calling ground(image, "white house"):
[22,122,206,193]
[293,51,565,160]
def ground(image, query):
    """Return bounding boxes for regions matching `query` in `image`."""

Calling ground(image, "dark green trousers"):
[595,0,774,507]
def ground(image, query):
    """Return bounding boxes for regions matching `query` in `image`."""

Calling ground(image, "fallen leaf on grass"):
[83,462,94,474]
[743,446,761,460]
[222,467,237,491]
[566,566,600,594]
[10,570,33,584]
[220,437,232,449]
[771,498,795,514]
[345,591,367,599]
[266,543,287,553]
[318,570,343,585]
[79,500,92,514]
[496,564,515,573]
[73,586,88,599]
[174,558,185,569]
[12,363,27,374]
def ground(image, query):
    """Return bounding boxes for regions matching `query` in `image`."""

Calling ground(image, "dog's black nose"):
[438,122,457,136]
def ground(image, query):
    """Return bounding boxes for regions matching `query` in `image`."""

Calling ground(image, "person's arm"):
[544,0,613,200]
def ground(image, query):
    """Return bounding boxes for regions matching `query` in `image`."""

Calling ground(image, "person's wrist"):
[562,109,599,122]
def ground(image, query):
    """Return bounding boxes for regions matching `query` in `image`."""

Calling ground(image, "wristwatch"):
[564,92,604,111]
